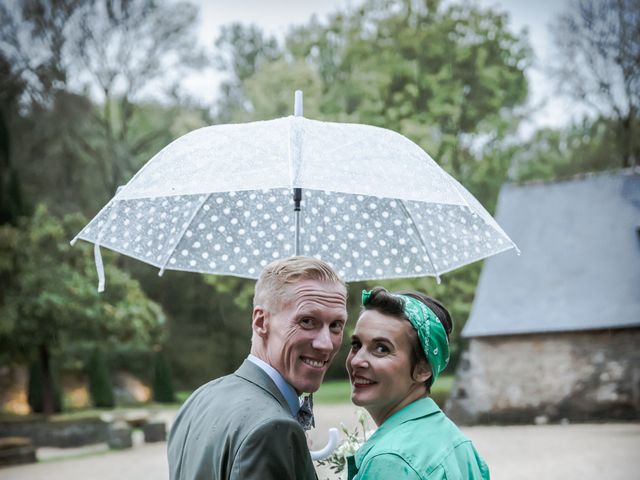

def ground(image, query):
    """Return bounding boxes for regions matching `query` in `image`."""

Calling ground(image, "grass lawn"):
[314,375,454,405]
[175,391,192,405]
[314,380,352,403]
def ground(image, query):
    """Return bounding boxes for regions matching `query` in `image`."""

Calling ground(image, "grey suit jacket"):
[168,360,317,480]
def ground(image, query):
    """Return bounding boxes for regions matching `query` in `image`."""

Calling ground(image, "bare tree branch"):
[550,0,639,166]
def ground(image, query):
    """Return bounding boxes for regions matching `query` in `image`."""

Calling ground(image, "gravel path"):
[1,404,638,479]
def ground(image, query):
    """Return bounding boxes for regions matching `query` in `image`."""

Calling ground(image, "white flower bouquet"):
[316,409,376,476]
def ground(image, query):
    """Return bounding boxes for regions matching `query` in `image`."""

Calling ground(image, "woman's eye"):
[374,344,389,354]
[350,341,361,351]
[300,318,314,328]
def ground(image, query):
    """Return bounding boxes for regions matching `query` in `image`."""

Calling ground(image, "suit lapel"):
[234,359,292,413]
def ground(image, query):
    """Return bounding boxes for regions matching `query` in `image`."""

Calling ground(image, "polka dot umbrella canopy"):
[72,91,518,291]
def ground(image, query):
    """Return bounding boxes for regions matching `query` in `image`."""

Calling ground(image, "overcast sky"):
[182,0,576,137]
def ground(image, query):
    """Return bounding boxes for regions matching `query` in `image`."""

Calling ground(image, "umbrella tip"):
[294,90,303,117]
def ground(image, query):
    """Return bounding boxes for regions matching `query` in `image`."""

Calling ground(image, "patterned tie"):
[297,394,315,431]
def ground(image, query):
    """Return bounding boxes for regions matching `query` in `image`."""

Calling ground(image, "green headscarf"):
[361,290,450,385]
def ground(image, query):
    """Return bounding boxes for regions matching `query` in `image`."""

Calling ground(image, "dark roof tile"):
[462,169,640,337]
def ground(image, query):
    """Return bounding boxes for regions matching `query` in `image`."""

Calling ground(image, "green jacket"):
[168,360,316,480]
[347,397,490,480]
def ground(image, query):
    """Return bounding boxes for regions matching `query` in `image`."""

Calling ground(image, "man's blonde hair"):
[253,256,346,311]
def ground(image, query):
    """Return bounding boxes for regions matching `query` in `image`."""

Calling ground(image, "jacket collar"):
[354,397,441,469]
[234,359,292,414]
[247,354,300,416]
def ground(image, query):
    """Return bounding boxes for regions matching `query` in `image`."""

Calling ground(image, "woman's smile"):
[346,309,427,425]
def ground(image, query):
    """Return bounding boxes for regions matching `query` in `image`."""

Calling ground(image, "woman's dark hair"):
[361,287,453,392]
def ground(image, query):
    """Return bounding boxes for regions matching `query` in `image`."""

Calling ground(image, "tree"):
[511,117,626,183]
[1,1,87,222]
[0,0,207,215]
[69,0,206,195]
[28,355,63,413]
[213,23,282,122]
[0,46,30,224]
[0,204,166,414]
[212,0,531,344]
[551,0,640,167]
[87,347,115,408]
[217,0,530,206]
[152,349,175,403]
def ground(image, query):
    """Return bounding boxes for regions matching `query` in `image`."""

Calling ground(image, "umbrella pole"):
[294,187,302,256]
[293,90,303,257]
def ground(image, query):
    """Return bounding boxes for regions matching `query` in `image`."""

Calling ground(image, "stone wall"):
[446,328,640,424]
[0,417,108,447]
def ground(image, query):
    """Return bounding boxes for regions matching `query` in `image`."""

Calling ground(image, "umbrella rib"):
[70,197,115,246]
[158,193,212,276]
[399,201,441,283]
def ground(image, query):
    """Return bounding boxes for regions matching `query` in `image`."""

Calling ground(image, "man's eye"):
[300,318,314,328]
[329,321,344,333]
[350,340,361,351]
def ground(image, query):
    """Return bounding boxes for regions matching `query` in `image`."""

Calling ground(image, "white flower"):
[315,410,375,475]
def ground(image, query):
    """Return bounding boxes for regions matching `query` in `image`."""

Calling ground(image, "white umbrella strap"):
[94,243,105,293]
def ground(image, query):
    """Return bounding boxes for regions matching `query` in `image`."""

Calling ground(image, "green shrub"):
[87,348,115,408]
[152,350,175,403]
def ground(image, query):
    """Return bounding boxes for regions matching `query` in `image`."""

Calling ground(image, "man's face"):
[260,279,348,394]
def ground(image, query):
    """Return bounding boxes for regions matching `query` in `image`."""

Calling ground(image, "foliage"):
[213,23,282,122]
[152,349,176,403]
[0,54,27,224]
[211,0,531,349]
[0,0,209,216]
[511,117,629,183]
[0,204,165,412]
[551,0,640,167]
[0,204,166,358]
[5,0,626,397]
[217,0,530,191]
[197,275,255,377]
[87,347,115,408]
[125,265,255,390]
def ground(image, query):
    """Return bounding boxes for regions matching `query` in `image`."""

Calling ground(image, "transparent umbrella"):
[71,91,518,291]
[71,90,518,461]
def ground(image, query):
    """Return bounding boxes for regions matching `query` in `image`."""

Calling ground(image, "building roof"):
[462,169,640,337]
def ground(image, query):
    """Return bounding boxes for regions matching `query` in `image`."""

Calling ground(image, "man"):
[168,256,348,479]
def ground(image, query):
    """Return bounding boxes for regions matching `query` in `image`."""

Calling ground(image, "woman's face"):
[346,309,430,425]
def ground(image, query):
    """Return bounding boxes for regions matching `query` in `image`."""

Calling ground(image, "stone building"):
[446,169,640,424]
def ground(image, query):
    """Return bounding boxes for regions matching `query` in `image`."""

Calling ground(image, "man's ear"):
[413,360,432,384]
[252,306,269,338]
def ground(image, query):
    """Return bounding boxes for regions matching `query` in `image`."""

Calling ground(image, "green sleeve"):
[357,453,422,480]
[231,418,316,480]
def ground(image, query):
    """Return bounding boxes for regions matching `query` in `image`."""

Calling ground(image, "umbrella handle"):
[309,427,339,461]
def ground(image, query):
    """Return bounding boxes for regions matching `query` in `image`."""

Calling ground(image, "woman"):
[345,287,489,479]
